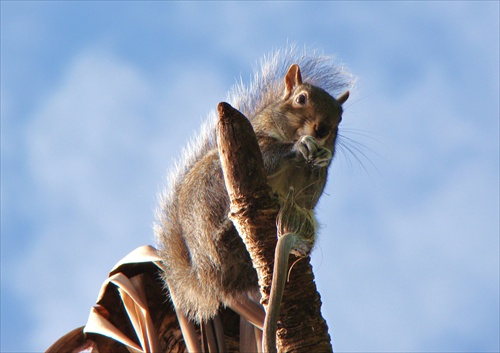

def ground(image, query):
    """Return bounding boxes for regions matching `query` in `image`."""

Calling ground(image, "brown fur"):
[156,61,348,323]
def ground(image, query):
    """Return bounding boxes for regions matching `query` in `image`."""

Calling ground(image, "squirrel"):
[154,46,353,351]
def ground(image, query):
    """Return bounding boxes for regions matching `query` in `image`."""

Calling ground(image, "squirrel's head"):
[281,64,349,149]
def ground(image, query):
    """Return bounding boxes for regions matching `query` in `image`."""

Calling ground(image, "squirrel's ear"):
[336,91,349,105]
[284,64,303,99]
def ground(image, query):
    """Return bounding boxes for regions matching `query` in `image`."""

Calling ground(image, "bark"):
[216,102,332,352]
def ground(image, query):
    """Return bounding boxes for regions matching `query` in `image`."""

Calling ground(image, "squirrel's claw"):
[312,148,333,167]
[295,135,332,168]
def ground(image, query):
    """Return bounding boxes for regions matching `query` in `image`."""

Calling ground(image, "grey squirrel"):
[155,47,353,351]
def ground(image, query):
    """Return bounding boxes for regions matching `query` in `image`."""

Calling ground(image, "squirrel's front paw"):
[295,135,332,168]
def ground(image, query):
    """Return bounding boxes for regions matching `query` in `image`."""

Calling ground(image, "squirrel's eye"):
[295,94,307,105]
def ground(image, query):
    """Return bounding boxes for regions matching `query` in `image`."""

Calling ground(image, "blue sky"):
[1,2,499,352]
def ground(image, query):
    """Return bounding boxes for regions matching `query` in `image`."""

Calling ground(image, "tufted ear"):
[284,64,303,99]
[336,91,349,105]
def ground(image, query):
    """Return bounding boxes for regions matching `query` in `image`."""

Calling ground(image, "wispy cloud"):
[313,49,499,351]
[1,1,498,352]
[4,47,228,350]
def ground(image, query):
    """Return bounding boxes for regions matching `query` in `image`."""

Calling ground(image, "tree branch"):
[216,102,332,352]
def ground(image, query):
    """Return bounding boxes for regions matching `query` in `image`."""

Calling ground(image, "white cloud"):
[11,48,153,349]
[8,47,230,350]
[312,48,499,351]
[2,2,498,351]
